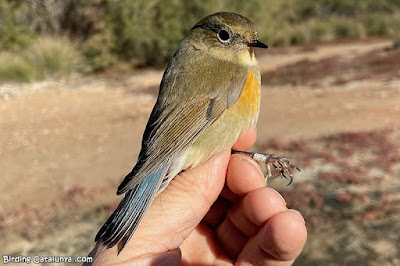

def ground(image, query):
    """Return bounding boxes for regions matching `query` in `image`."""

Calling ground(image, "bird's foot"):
[232,150,300,185]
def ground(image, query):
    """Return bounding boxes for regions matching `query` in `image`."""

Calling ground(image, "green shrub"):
[83,30,117,72]
[23,37,81,79]
[289,27,309,45]
[331,17,366,39]
[310,22,333,42]
[0,37,81,82]
[0,52,35,82]
[0,1,36,51]
[268,32,289,47]
[362,14,391,36]
[390,17,400,48]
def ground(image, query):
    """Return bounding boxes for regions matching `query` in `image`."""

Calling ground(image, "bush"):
[0,37,81,82]
[0,1,36,51]
[83,30,117,72]
[0,53,35,82]
[391,18,400,48]
[289,27,309,45]
[363,14,390,36]
[331,17,366,39]
[310,22,333,42]
[24,37,81,79]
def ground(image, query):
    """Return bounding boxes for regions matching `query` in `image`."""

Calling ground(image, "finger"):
[237,210,307,265]
[203,156,269,229]
[227,187,287,238]
[214,188,287,258]
[181,223,232,265]
[220,183,242,202]
[215,211,249,259]
[203,196,231,228]
[226,154,266,196]
[203,128,263,228]
[232,127,257,151]
[242,187,287,227]
[202,183,240,229]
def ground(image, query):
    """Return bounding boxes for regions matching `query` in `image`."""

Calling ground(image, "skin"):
[88,128,307,265]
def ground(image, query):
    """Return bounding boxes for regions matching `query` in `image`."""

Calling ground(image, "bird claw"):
[232,150,300,185]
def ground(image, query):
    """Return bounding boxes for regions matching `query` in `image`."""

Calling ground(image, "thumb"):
[143,150,231,242]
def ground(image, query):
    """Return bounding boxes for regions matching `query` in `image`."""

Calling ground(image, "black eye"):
[218,30,230,42]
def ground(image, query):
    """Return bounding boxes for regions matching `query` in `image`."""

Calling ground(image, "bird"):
[95,11,298,254]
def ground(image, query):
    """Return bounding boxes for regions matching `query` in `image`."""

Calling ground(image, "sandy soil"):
[1,39,399,265]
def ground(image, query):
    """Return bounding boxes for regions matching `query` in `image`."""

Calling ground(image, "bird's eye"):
[217,30,230,42]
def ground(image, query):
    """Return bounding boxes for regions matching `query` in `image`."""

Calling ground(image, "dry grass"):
[0,37,81,82]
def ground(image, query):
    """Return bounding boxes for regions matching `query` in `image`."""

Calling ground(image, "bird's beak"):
[248,40,268,49]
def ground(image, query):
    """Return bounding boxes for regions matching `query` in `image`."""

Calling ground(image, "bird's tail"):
[95,165,167,254]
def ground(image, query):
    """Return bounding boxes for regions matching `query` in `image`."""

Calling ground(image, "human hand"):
[89,128,307,265]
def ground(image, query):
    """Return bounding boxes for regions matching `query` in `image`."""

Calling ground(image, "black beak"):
[248,40,268,49]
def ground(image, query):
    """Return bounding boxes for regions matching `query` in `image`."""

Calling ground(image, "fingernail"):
[288,209,306,224]
[242,158,264,179]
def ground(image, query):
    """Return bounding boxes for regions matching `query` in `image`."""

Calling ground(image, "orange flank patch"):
[236,70,260,118]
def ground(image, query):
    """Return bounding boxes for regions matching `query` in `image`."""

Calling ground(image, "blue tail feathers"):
[95,165,167,253]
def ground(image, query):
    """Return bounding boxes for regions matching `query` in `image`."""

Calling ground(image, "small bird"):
[95,12,298,254]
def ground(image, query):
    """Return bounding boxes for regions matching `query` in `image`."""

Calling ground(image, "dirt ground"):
[1,39,399,265]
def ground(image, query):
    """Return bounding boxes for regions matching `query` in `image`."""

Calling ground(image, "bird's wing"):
[117,55,249,194]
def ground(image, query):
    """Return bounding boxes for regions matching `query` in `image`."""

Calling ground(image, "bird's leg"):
[231,150,301,185]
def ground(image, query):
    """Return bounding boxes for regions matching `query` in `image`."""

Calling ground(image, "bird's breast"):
[183,68,261,168]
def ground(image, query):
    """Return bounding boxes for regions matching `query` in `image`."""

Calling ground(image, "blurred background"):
[1,0,399,265]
